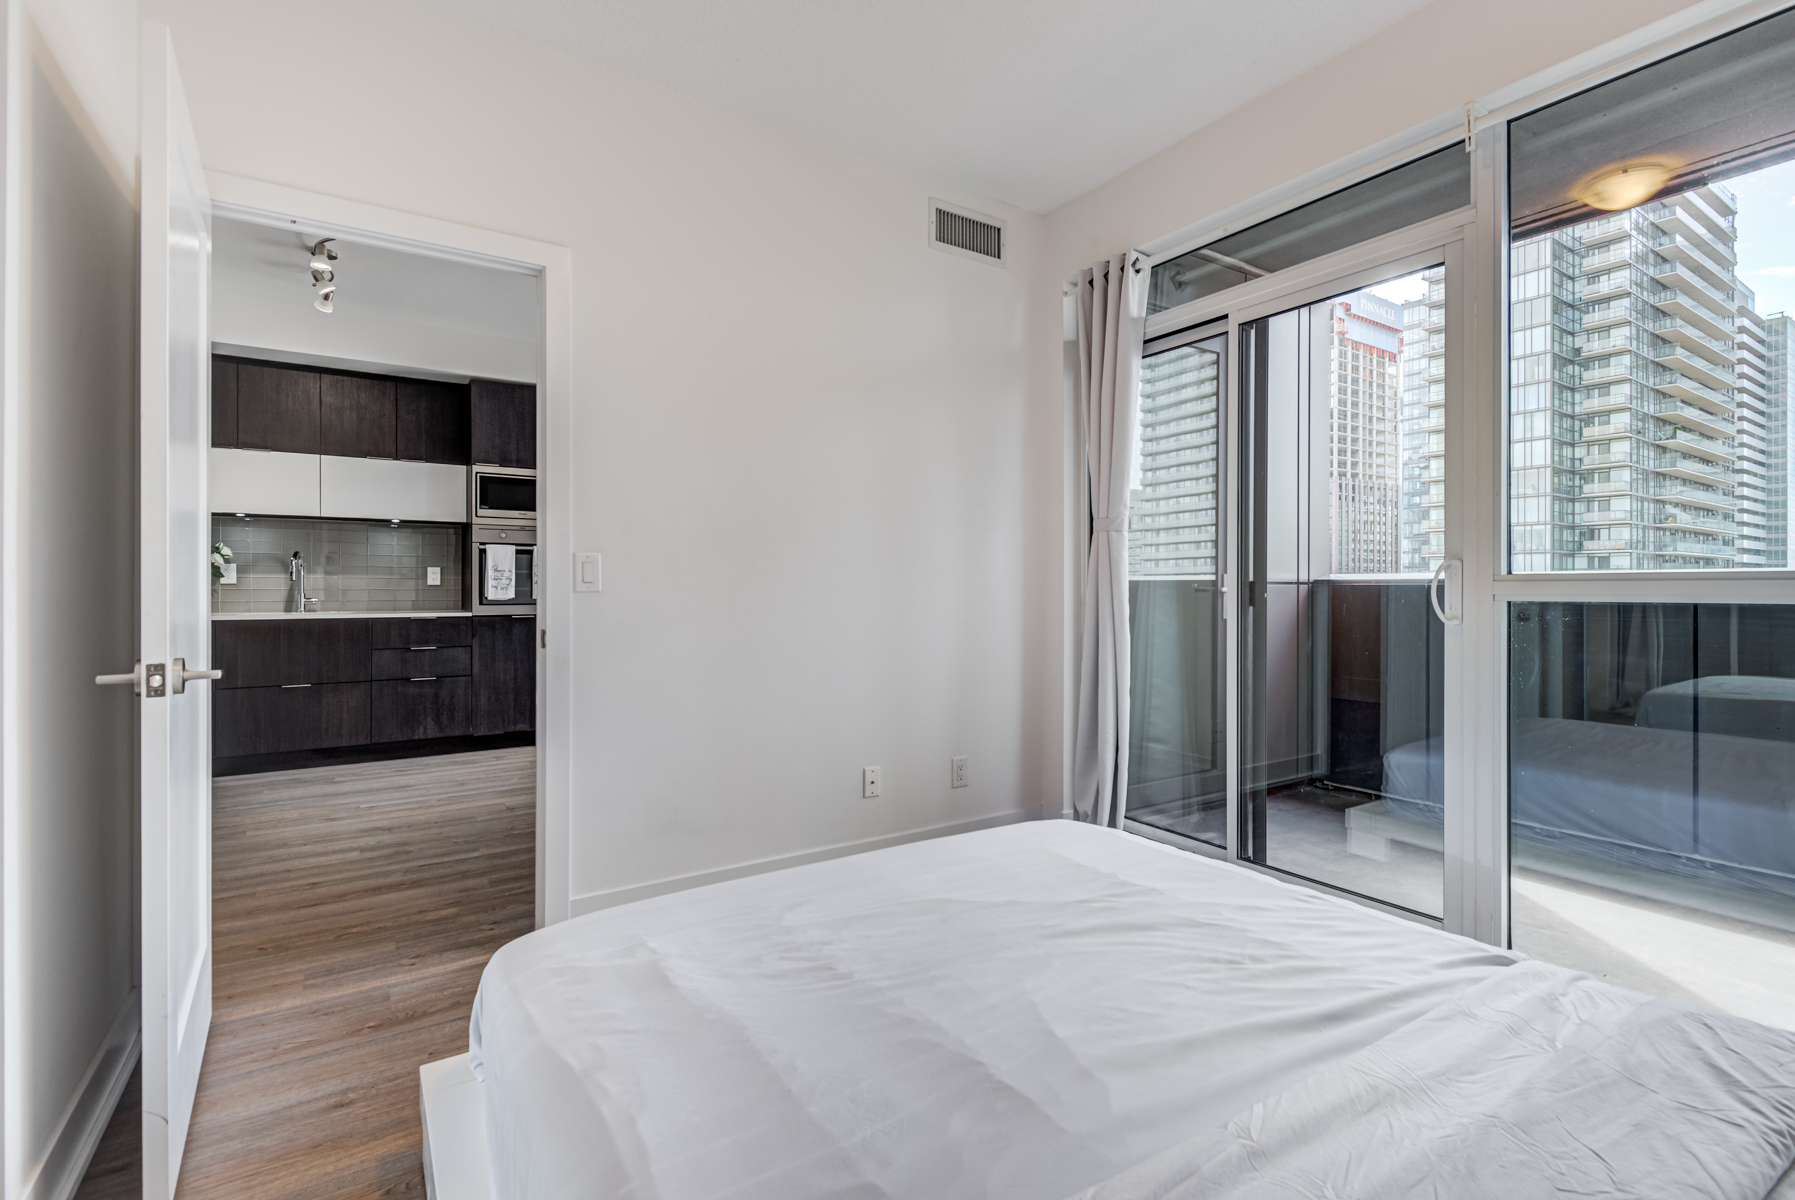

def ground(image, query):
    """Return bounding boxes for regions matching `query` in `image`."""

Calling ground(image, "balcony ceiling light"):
[1573,158,1680,212]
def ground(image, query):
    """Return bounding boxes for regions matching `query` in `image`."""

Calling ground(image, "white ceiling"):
[403,0,1435,213]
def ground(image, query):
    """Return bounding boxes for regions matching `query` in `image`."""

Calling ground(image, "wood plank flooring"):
[75,746,535,1200]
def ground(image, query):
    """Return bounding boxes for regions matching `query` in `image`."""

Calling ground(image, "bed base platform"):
[420,1054,496,1200]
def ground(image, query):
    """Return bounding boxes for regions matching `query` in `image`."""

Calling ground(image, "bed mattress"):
[469,820,1795,1200]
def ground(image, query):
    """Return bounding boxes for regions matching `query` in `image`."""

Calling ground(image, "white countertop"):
[211,611,474,621]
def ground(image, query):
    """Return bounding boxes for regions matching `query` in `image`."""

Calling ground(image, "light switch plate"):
[426,566,441,586]
[575,552,603,592]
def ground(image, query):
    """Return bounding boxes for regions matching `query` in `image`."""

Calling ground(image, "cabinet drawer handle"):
[410,676,438,681]
[410,645,438,651]
[281,683,312,689]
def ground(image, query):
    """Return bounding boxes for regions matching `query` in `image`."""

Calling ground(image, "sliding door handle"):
[1429,559,1463,626]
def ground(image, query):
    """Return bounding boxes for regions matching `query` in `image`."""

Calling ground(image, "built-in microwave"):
[471,465,536,524]
[471,523,536,615]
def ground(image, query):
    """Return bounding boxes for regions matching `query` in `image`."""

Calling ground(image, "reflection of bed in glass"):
[1371,702,1795,900]
[1362,606,1795,917]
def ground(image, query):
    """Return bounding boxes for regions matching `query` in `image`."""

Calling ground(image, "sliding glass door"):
[1126,223,1469,928]
[1126,331,1227,846]
[1239,267,1448,917]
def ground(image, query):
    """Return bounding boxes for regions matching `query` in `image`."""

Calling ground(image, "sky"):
[1727,156,1795,320]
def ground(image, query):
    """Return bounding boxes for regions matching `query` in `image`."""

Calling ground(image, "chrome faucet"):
[289,551,319,613]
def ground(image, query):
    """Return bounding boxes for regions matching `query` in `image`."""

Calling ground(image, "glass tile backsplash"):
[211,516,463,614]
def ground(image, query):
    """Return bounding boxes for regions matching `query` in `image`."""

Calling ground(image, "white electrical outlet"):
[951,756,968,788]
[427,566,441,586]
[863,766,881,798]
[220,563,237,584]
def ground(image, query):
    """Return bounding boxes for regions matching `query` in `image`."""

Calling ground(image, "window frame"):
[1105,0,1795,949]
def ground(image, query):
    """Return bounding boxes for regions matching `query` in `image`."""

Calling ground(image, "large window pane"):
[1240,267,1446,916]
[1127,335,1226,845]
[1508,602,1795,1029]
[1507,8,1795,572]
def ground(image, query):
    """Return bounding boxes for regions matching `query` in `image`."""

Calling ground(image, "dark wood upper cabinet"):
[470,380,536,469]
[319,374,396,459]
[237,363,320,454]
[396,379,471,465]
[212,357,239,448]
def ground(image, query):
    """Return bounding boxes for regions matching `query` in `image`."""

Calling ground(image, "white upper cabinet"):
[319,456,467,522]
[209,447,320,516]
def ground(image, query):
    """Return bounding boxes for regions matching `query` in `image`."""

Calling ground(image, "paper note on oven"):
[486,543,516,601]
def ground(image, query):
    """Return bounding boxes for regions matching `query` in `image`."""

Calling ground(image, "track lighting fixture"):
[307,238,340,314]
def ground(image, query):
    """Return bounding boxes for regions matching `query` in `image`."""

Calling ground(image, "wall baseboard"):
[568,810,1036,918]
[24,989,139,1200]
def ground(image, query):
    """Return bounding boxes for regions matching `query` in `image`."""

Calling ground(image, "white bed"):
[443,820,1795,1199]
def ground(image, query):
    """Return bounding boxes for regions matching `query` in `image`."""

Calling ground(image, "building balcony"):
[1653,483,1735,511]
[1649,262,1738,324]
[1648,399,1734,440]
[1651,347,1738,393]
[1644,212,1738,275]
[1654,431,1734,464]
[1644,316,1738,367]
[1657,457,1732,485]
[1582,538,1632,551]
[1649,368,1735,417]
[1580,421,1631,440]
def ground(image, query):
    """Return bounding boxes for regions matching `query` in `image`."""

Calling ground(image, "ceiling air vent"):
[929,199,1005,266]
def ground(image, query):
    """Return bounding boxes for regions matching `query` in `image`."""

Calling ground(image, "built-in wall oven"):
[471,524,536,615]
[471,464,536,523]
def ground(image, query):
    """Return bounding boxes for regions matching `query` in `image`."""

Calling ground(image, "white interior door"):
[139,21,213,1199]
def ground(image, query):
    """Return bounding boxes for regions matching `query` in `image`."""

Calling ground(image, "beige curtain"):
[1073,252,1148,826]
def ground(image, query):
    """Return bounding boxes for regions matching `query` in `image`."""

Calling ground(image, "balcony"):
[1648,367,1735,417]
[1644,212,1738,274]
[1656,456,1732,486]
[1649,261,1738,324]
[1653,483,1734,511]
[1649,400,1734,441]
[1652,347,1738,393]
[1644,316,1738,367]
[1654,430,1734,465]
[1580,421,1631,440]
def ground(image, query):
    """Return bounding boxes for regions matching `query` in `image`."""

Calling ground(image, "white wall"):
[2,2,141,1196]
[141,0,1057,911]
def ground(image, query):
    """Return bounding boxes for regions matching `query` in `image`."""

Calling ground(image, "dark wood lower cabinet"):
[472,616,535,735]
[372,677,476,743]
[215,683,371,756]
[215,616,530,765]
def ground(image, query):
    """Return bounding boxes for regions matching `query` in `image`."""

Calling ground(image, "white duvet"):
[469,821,1795,1200]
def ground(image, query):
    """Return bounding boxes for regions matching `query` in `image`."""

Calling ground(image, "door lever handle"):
[96,659,221,697]
[170,657,222,694]
[95,662,147,695]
